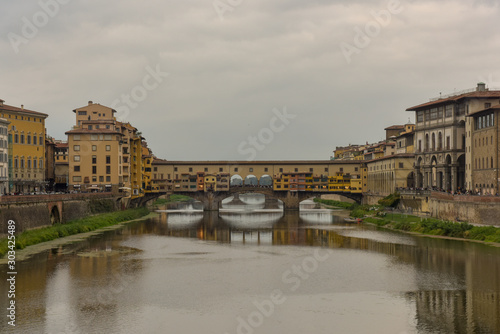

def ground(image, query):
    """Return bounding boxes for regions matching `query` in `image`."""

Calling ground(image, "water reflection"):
[1,196,500,333]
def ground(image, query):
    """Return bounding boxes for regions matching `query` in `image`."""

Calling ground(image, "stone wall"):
[362,193,385,206]
[399,191,500,226]
[0,195,120,235]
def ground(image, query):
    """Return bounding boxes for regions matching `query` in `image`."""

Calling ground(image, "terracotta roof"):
[152,160,364,165]
[55,143,68,148]
[466,104,500,117]
[0,101,48,117]
[384,125,405,130]
[406,90,500,111]
[365,153,415,163]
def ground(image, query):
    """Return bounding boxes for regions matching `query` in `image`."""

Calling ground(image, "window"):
[92,176,97,182]
[91,135,98,140]
[99,176,104,182]
[106,166,111,174]
[33,136,37,145]
[74,155,80,162]
[104,135,112,141]
[78,111,87,115]
[33,159,36,168]
[204,168,208,172]
[74,166,80,172]
[310,168,313,172]
[92,156,97,164]
[92,145,97,151]
[92,166,97,174]
[279,168,283,172]
[14,159,18,168]
[27,135,31,144]
[355,167,358,172]
[73,135,80,141]
[88,125,92,130]
[234,167,238,172]
[485,102,491,108]
[14,134,18,143]
[219,168,223,172]
[249,168,253,172]
[39,136,42,145]
[340,168,343,172]
[417,111,424,122]
[106,156,111,164]
[106,176,111,182]
[73,176,82,182]
[73,145,80,151]
[189,167,193,172]
[20,134,24,144]
[105,145,111,151]
[399,162,404,168]
[294,168,298,172]
[39,159,43,168]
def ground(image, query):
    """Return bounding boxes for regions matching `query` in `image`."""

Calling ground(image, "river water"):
[1,194,500,334]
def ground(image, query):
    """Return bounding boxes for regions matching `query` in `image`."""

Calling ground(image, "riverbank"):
[314,198,500,245]
[153,194,192,206]
[0,207,150,258]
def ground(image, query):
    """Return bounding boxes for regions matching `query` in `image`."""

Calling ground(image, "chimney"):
[88,100,93,105]
[21,104,24,110]
[0,99,4,106]
[477,82,486,92]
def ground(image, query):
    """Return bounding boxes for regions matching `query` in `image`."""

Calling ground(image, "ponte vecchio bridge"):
[148,160,367,211]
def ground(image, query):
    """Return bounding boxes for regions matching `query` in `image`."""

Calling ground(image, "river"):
[1,194,500,334]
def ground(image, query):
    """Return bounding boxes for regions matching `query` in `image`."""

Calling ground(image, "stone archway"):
[50,205,61,224]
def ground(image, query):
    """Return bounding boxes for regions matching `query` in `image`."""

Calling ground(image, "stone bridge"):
[159,186,362,211]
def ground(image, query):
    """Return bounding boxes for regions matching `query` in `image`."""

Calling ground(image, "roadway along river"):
[1,194,500,333]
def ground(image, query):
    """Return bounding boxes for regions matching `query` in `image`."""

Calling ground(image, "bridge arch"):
[244,175,258,186]
[259,174,273,186]
[230,174,243,186]
[50,205,61,224]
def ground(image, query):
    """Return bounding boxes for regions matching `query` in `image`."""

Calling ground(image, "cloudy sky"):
[1,0,499,161]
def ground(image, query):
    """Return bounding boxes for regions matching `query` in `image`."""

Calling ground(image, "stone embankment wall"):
[0,193,120,235]
[399,191,500,226]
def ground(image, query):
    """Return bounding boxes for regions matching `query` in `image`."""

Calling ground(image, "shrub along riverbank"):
[153,194,192,206]
[0,207,149,257]
[314,198,500,244]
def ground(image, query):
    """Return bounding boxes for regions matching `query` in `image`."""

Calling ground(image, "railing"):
[399,189,431,196]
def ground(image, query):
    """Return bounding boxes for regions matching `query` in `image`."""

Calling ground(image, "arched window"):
[425,134,429,151]
[27,159,31,169]
[431,133,436,151]
[438,132,442,150]
[27,135,31,145]
[21,159,24,169]
[33,135,37,145]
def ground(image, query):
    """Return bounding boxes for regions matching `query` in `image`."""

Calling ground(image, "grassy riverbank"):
[153,194,192,206]
[0,207,149,257]
[314,198,500,244]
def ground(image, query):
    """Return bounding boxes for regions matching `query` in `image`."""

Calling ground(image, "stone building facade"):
[407,83,500,192]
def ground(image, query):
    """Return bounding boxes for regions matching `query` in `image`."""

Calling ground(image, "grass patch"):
[154,194,192,206]
[363,213,500,244]
[0,207,149,257]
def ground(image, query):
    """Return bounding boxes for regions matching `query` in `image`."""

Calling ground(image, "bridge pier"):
[282,192,301,211]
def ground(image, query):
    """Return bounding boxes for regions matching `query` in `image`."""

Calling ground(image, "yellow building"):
[66,101,153,196]
[366,154,415,196]
[0,99,48,193]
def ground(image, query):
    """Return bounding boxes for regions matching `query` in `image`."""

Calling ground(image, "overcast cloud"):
[1,0,500,160]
